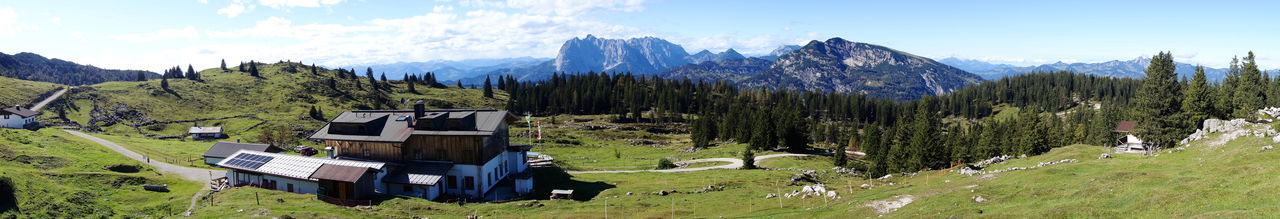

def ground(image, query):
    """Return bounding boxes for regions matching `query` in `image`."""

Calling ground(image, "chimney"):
[414,104,426,119]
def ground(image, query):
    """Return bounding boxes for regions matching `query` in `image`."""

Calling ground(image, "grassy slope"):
[61,62,505,139]
[0,129,200,218]
[87,132,221,169]
[515,114,777,171]
[0,75,61,107]
[189,120,1280,218]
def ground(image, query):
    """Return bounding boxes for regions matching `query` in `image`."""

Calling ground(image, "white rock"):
[860,184,872,189]
[973,196,988,203]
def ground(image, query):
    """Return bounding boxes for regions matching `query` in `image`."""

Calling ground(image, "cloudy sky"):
[1,0,1277,72]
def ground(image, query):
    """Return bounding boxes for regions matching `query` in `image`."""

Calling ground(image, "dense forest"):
[0,52,158,85]
[502,51,1272,177]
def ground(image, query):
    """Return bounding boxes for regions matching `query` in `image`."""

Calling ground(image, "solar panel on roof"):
[223,153,274,169]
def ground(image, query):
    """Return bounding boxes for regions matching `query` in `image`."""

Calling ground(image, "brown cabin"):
[309,104,516,165]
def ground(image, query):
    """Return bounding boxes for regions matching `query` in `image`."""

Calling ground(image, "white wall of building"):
[0,115,33,129]
[226,169,320,194]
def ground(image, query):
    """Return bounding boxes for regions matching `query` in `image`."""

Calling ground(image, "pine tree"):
[186,64,199,81]
[1133,52,1185,150]
[833,141,848,167]
[365,67,378,90]
[456,81,464,89]
[861,125,887,177]
[135,71,147,81]
[483,76,494,98]
[220,59,228,71]
[1182,66,1211,127]
[741,148,756,169]
[407,77,418,93]
[249,61,260,77]
[1235,52,1264,118]
[497,76,506,90]
[160,77,170,90]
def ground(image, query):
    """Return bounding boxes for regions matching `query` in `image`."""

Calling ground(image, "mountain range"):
[661,38,982,100]
[0,52,159,85]
[351,57,548,81]
[939,57,1232,81]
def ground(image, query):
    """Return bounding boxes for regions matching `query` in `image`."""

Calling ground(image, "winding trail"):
[566,153,815,174]
[62,130,216,215]
[29,87,67,112]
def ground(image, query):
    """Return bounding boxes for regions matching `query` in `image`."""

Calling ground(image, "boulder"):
[826,191,838,198]
[765,193,776,199]
[1263,146,1274,152]
[860,184,872,189]
[973,196,988,203]
[1098,153,1112,159]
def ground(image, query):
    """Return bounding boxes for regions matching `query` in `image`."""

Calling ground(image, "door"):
[338,182,349,199]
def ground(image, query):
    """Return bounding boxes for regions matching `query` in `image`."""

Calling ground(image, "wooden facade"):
[325,123,510,165]
[325,140,402,161]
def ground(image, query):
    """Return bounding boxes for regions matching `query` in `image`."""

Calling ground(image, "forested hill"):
[0,52,159,85]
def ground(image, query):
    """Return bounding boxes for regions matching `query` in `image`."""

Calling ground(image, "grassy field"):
[0,76,62,107]
[179,119,1280,218]
[0,129,201,218]
[86,133,223,169]
[55,62,505,140]
[515,114,781,171]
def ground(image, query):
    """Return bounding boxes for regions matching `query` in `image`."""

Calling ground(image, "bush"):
[656,158,677,170]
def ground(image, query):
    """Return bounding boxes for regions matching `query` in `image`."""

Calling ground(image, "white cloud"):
[186,6,647,68]
[0,8,22,37]
[113,26,200,42]
[217,0,250,18]
[259,0,345,8]
[504,0,648,16]
[49,16,61,26]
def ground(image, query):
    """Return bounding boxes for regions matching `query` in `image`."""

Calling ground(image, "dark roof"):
[310,164,375,183]
[1,106,37,117]
[1114,121,1137,132]
[383,162,453,185]
[202,142,277,158]
[309,109,517,143]
[331,113,389,124]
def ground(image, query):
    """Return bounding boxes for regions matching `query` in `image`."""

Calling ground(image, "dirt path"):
[566,153,814,174]
[29,87,67,111]
[62,130,215,215]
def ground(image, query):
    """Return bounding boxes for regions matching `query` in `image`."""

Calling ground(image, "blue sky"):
[0,0,1277,72]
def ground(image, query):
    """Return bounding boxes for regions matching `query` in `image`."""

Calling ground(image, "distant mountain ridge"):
[941,57,1231,80]
[0,52,159,85]
[685,49,745,64]
[352,57,548,81]
[662,38,983,100]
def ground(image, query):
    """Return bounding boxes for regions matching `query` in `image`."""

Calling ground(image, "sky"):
[1,0,1278,72]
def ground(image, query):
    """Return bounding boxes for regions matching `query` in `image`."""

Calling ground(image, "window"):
[447,175,458,189]
[463,176,475,190]
[287,183,294,193]
[362,149,371,157]
[341,148,350,155]
[404,185,414,193]
[414,149,423,159]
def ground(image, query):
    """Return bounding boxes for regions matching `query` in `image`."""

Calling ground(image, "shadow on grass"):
[0,176,17,213]
[532,167,615,201]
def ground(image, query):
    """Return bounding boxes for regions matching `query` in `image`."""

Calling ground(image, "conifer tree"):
[1235,52,1264,118]
[1133,52,1184,149]
[861,125,886,177]
[483,76,494,98]
[1182,66,1211,127]
[365,67,378,90]
[741,148,756,169]
[160,77,170,90]
[456,81,464,89]
[249,61,260,77]
[220,59,228,71]
[135,72,147,81]
[186,64,199,81]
